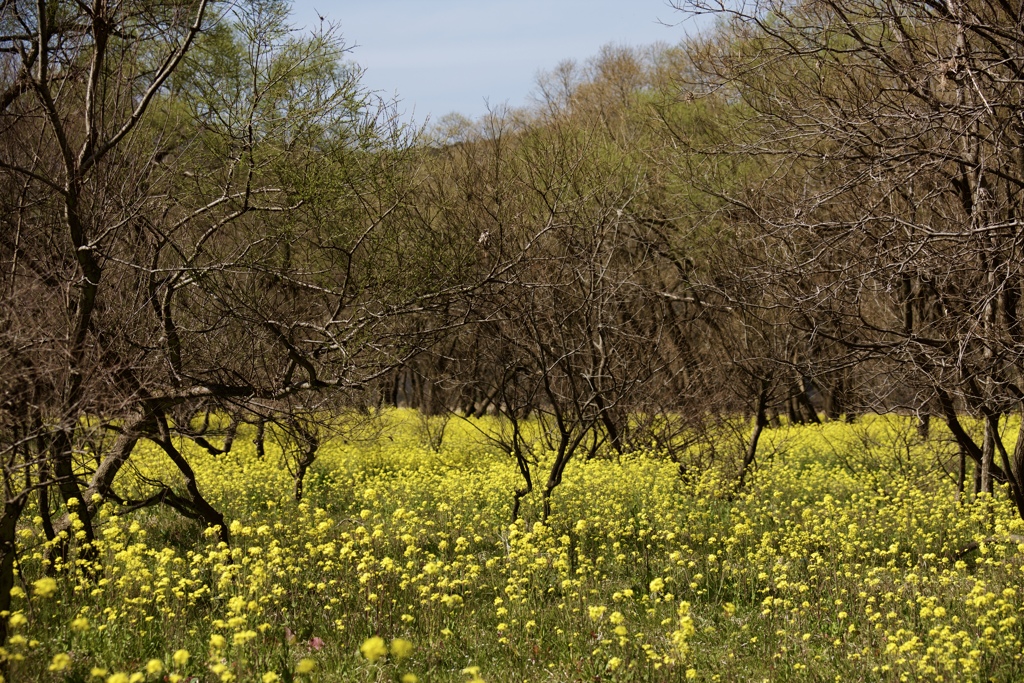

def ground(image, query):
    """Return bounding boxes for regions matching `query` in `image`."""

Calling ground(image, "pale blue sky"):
[286,1,701,123]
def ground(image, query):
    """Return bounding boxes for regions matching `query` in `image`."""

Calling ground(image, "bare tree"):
[672,0,1024,514]
[424,66,698,519]
[0,6,462,662]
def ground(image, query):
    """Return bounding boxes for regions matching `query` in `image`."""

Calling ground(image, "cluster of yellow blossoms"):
[2,411,1023,681]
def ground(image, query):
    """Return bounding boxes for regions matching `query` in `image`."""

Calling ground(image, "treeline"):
[2,0,1024,646]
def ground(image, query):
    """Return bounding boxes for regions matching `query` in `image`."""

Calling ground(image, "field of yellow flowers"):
[7,411,1024,682]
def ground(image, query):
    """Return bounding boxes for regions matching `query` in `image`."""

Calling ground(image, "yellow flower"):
[107,674,130,683]
[607,657,622,671]
[232,630,257,646]
[295,658,316,675]
[146,659,163,675]
[262,673,280,683]
[172,649,190,666]
[360,636,388,663]
[7,613,26,628]
[90,667,108,679]
[33,577,58,598]
[71,617,90,633]
[210,633,226,650]
[401,675,419,683]
[390,637,413,659]
[49,653,72,671]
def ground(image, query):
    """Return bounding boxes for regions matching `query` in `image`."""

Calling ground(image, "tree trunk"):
[982,418,994,495]
[795,379,820,425]
[46,414,147,568]
[594,392,623,454]
[543,436,570,522]
[739,386,769,488]
[254,418,266,459]
[974,451,983,495]
[156,416,229,545]
[294,456,311,502]
[221,412,241,453]
[0,495,28,669]
[823,374,843,421]
[956,447,966,503]
[37,447,55,545]
[936,388,1006,482]
[988,412,1024,520]
[390,369,402,407]
[786,391,801,425]
[917,413,930,439]
[293,439,319,502]
[47,429,95,565]
[508,415,533,523]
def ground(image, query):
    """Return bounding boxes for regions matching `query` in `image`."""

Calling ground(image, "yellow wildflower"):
[49,653,72,671]
[33,577,58,598]
[390,637,413,659]
[361,636,388,663]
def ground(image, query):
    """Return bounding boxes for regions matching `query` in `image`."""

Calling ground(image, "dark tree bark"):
[739,385,769,488]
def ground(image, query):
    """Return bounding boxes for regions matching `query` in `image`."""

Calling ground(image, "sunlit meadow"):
[6,411,1024,682]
